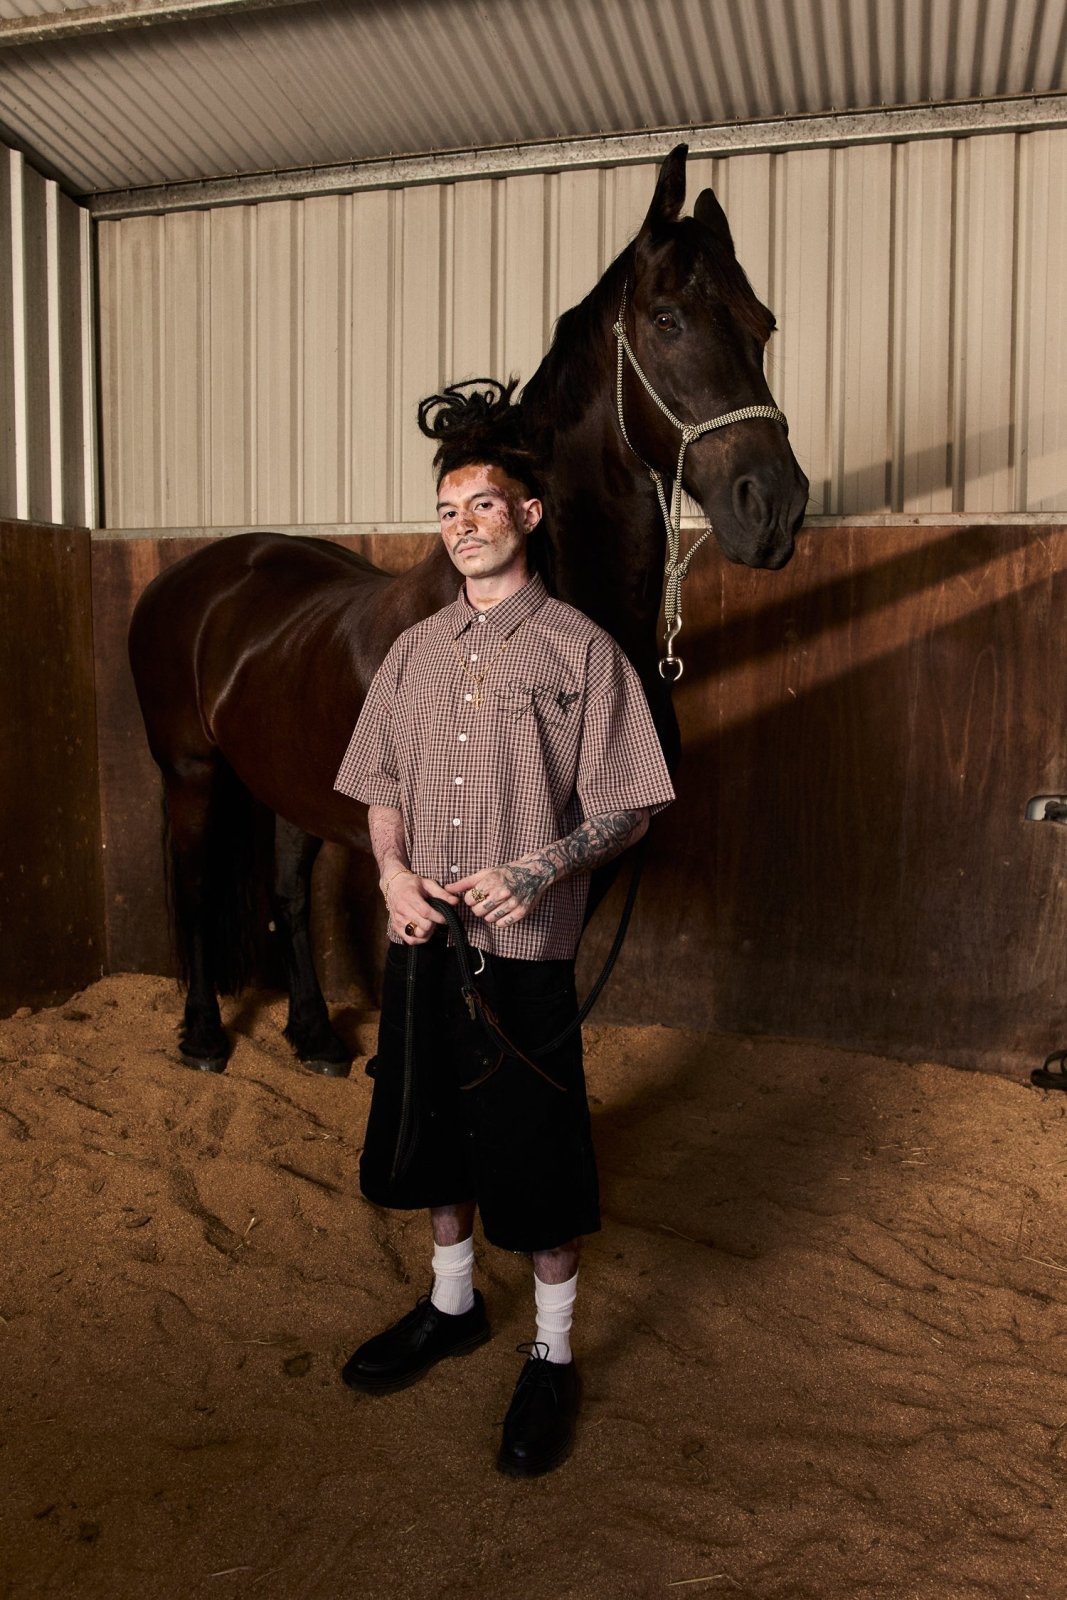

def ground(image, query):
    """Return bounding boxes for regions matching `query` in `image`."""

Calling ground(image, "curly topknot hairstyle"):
[417,378,542,498]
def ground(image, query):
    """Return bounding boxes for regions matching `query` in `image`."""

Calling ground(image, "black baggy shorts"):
[359,936,601,1254]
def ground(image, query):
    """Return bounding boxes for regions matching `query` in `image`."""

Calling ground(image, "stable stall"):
[3,0,1067,1076]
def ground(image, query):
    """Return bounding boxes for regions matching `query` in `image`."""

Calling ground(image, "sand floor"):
[1,974,1066,1600]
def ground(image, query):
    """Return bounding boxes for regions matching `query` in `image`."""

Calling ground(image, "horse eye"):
[653,310,678,332]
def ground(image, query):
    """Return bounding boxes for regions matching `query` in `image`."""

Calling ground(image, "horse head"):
[621,144,808,570]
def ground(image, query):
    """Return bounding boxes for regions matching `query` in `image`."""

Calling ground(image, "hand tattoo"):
[501,857,557,908]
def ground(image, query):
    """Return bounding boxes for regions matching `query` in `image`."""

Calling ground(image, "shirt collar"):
[447,573,549,640]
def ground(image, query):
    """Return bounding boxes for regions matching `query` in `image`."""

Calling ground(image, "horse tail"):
[162,755,264,997]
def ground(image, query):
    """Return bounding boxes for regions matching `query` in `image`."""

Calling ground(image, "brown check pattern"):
[335,574,675,960]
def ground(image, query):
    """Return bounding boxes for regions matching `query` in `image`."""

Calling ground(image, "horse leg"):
[165,759,231,1072]
[272,817,352,1078]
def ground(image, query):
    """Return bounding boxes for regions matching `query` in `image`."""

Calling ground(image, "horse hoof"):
[179,1052,228,1074]
[300,1057,352,1079]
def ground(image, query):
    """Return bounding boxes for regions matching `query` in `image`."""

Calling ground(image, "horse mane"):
[520,246,632,440]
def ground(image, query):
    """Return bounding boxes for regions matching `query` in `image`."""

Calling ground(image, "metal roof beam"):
[0,0,322,49]
[87,94,1067,220]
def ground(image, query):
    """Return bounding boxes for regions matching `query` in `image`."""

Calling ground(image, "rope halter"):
[612,283,787,680]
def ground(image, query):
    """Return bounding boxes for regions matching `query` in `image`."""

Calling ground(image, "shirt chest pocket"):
[495,679,581,727]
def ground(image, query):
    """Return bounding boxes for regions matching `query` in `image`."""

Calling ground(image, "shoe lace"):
[496,1342,555,1427]
[514,1340,559,1396]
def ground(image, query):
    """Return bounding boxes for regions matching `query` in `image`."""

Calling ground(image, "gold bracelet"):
[382,866,414,902]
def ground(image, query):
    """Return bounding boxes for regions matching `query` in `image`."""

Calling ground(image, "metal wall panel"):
[893,139,954,513]
[956,134,1018,511]
[0,143,94,525]
[207,203,252,523]
[161,209,207,526]
[253,199,299,524]
[21,160,50,520]
[97,127,1067,529]
[773,148,835,516]
[1018,129,1067,510]
[395,184,443,521]
[349,188,392,525]
[0,151,16,510]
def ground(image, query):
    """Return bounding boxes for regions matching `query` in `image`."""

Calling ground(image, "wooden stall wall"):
[92,520,1067,1078]
[1,521,105,1013]
[653,520,1067,1076]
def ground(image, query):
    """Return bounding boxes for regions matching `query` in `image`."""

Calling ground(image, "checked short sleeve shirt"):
[334,573,675,960]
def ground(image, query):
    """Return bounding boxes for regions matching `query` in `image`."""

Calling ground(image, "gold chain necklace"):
[449,620,523,708]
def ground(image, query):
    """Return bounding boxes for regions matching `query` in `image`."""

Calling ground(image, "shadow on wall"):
[600,520,1067,1073]
[779,420,1066,518]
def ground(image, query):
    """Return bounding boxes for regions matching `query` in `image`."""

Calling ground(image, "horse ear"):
[639,143,688,237]
[694,188,736,256]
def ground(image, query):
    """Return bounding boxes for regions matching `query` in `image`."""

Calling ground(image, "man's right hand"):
[385,871,458,945]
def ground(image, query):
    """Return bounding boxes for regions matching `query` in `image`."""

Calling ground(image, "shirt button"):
[450,865,459,874]
[452,817,461,826]
[464,693,473,703]
[477,614,486,623]
[454,776,463,785]
[458,733,468,742]
[470,653,478,663]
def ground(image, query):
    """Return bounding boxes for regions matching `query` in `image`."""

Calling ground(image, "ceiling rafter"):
[0,0,319,50]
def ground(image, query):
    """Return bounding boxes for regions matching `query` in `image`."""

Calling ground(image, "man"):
[333,385,674,1476]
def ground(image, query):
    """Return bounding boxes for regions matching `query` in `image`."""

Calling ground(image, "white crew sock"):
[430,1235,476,1316]
[533,1268,578,1365]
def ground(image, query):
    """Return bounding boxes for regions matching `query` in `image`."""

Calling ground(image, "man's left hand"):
[451,856,554,927]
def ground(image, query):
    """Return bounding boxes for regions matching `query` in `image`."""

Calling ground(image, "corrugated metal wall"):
[0,144,95,527]
[97,127,1067,529]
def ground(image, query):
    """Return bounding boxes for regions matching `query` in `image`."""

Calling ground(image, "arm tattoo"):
[502,809,647,908]
[368,804,409,880]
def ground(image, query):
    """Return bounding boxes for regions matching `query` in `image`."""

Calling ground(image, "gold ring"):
[470,888,488,904]
[404,921,419,937]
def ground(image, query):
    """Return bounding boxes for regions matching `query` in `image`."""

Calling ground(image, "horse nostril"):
[733,475,768,530]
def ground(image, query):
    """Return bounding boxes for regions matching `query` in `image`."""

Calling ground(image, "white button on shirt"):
[334,573,676,960]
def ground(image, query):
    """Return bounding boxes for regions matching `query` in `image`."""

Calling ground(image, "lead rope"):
[613,282,787,680]
[389,850,649,1178]
[427,833,649,1080]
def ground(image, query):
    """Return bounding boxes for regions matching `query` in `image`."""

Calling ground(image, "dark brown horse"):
[128,144,808,1074]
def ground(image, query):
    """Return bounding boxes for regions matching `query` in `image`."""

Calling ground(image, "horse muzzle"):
[702,456,809,571]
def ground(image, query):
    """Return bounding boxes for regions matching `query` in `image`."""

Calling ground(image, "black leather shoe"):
[341,1292,489,1394]
[497,1344,580,1477]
